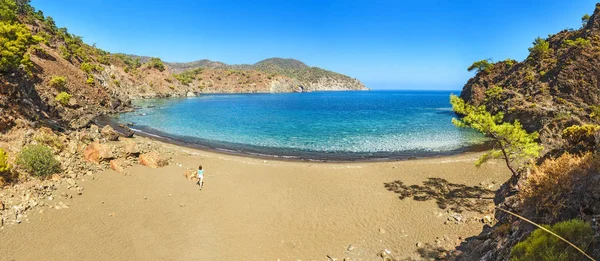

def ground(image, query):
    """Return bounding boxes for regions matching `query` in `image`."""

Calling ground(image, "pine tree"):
[450,95,542,180]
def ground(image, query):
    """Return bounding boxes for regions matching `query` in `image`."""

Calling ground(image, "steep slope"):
[454,3,600,260]
[460,5,600,156]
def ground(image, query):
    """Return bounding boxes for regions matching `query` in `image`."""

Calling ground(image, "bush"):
[485,86,504,102]
[49,76,66,89]
[467,59,492,73]
[510,219,594,261]
[0,21,39,72]
[33,131,64,151]
[504,58,516,67]
[148,57,165,71]
[0,148,11,173]
[16,144,60,177]
[174,68,203,85]
[528,37,551,58]
[59,45,71,60]
[55,91,71,105]
[86,76,94,86]
[80,62,93,74]
[0,0,17,22]
[562,124,600,151]
[564,38,591,48]
[590,105,600,121]
[522,152,600,221]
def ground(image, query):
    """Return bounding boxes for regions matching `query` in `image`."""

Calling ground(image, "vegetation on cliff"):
[450,95,542,179]
[455,3,600,260]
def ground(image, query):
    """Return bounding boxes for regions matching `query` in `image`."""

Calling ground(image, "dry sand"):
[0,140,509,260]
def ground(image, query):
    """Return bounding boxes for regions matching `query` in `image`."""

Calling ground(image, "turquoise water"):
[112,90,486,160]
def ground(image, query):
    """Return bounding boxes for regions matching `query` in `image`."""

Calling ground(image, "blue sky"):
[31,0,597,90]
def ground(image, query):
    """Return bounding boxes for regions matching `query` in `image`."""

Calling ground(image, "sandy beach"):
[0,138,509,260]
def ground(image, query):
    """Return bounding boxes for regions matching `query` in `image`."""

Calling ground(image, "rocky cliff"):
[454,3,600,260]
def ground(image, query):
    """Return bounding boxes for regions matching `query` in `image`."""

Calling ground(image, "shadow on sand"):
[384,177,495,214]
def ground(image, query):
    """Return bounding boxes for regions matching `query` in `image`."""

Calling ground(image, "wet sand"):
[0,139,509,260]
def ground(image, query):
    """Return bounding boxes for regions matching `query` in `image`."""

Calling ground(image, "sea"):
[109,90,487,161]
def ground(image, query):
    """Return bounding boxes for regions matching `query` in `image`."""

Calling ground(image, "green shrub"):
[505,58,516,67]
[16,144,60,177]
[485,86,504,101]
[55,91,71,105]
[0,21,39,72]
[174,68,203,85]
[86,76,94,86]
[59,45,71,60]
[467,59,493,73]
[0,0,17,22]
[80,62,93,74]
[528,37,551,58]
[564,37,591,48]
[49,76,66,89]
[0,148,11,173]
[148,57,165,71]
[590,105,600,121]
[510,219,594,261]
[562,124,600,150]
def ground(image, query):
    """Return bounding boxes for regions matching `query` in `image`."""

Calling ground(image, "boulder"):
[101,125,119,141]
[139,151,168,168]
[110,158,126,172]
[186,91,197,97]
[122,140,139,156]
[89,124,99,134]
[83,141,113,163]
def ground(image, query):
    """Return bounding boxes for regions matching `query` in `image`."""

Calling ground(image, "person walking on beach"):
[197,165,204,190]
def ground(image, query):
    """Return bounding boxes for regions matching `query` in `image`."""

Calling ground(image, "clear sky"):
[31,0,597,90]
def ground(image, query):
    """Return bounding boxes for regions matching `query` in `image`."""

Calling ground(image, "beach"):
[0,137,509,260]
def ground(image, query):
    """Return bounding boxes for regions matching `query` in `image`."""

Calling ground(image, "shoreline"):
[0,135,511,260]
[95,114,493,163]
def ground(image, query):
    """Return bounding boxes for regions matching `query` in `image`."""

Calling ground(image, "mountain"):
[455,3,600,260]
[164,57,368,92]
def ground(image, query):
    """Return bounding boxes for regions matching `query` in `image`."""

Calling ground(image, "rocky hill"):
[163,57,368,92]
[454,3,600,260]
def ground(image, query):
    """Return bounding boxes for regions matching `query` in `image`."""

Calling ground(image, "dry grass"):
[521,152,600,222]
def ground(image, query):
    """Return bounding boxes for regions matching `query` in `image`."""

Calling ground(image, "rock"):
[347,244,354,251]
[83,141,114,163]
[451,213,464,222]
[186,91,197,97]
[110,158,126,172]
[139,151,169,168]
[68,98,78,108]
[416,242,422,247]
[126,122,134,126]
[0,201,4,210]
[51,174,61,181]
[122,140,139,156]
[482,215,493,223]
[90,124,99,134]
[379,228,386,234]
[101,125,120,141]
